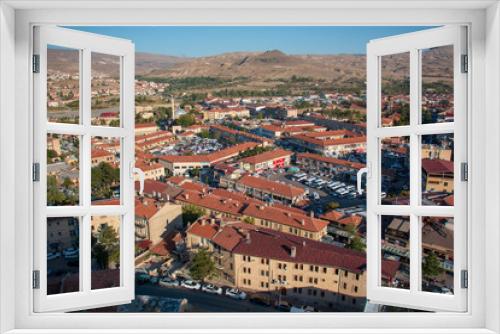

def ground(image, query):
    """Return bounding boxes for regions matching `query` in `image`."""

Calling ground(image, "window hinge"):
[461,269,468,289]
[461,162,468,182]
[32,54,40,73]
[33,270,40,289]
[32,163,40,182]
[461,54,468,73]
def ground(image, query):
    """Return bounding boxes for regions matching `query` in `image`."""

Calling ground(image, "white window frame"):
[32,26,136,312]
[365,25,468,312]
[0,1,499,333]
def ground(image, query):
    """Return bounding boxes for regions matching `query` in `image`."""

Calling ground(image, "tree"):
[47,149,58,162]
[326,201,340,210]
[91,162,120,200]
[182,204,206,226]
[92,225,120,269]
[197,129,210,139]
[422,252,443,279]
[175,113,196,127]
[189,249,216,281]
[243,216,255,225]
[345,224,365,252]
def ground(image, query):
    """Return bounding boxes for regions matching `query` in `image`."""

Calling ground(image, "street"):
[136,283,279,312]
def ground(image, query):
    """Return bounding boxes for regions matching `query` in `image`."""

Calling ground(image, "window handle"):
[131,163,145,195]
[357,164,370,195]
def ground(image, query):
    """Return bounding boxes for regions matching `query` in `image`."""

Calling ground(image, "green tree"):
[422,252,443,279]
[189,249,216,281]
[47,149,58,162]
[175,113,196,127]
[243,216,255,225]
[92,225,120,269]
[197,129,210,139]
[91,162,120,200]
[327,201,340,210]
[345,224,365,252]
[182,204,206,226]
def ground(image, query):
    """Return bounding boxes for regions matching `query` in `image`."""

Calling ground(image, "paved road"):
[136,283,279,313]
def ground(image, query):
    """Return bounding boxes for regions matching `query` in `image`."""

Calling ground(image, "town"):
[45,48,455,312]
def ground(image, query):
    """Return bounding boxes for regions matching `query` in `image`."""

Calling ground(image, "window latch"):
[356,163,371,195]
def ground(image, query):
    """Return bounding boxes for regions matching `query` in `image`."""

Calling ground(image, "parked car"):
[275,301,291,312]
[180,280,201,290]
[225,288,247,300]
[290,305,318,312]
[201,283,223,295]
[63,247,79,259]
[47,252,61,261]
[249,295,272,306]
[158,277,179,288]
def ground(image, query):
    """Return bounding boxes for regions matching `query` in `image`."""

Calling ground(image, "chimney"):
[310,211,314,218]
[302,240,307,247]
[301,219,305,226]
[245,233,251,244]
[185,193,189,200]
[166,194,170,202]
[286,212,292,217]
[290,246,297,258]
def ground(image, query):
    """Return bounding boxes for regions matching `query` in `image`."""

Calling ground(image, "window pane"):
[380,52,410,127]
[47,217,80,295]
[47,45,80,124]
[421,216,454,294]
[380,136,410,205]
[381,215,410,290]
[421,45,454,124]
[91,215,121,290]
[91,52,121,127]
[91,136,121,203]
[421,133,454,206]
[47,134,80,206]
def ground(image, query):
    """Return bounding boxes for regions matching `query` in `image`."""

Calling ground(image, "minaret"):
[171,96,175,120]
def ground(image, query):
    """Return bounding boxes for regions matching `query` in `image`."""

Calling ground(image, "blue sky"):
[70,26,434,57]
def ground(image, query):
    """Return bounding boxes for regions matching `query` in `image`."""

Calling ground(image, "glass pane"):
[47,45,80,124]
[421,45,454,124]
[91,136,121,203]
[47,217,80,295]
[91,215,121,290]
[380,52,410,127]
[91,52,121,127]
[380,136,410,205]
[47,134,80,206]
[421,216,454,294]
[381,215,410,290]
[421,133,454,206]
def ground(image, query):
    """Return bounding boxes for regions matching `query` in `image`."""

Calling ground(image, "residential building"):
[134,160,165,181]
[186,219,400,311]
[289,130,366,156]
[91,149,115,167]
[422,159,454,193]
[239,149,293,172]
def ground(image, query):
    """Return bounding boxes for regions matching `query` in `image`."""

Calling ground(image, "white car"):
[47,252,61,261]
[180,280,201,290]
[225,288,247,300]
[158,277,179,288]
[63,247,79,259]
[201,284,223,295]
[290,305,317,312]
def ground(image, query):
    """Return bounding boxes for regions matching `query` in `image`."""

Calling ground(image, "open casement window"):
[33,26,137,312]
[364,25,468,312]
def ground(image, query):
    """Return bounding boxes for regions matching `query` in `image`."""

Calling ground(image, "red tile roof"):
[239,148,292,165]
[297,152,365,170]
[242,203,328,233]
[238,175,305,199]
[422,159,454,174]
[160,142,259,165]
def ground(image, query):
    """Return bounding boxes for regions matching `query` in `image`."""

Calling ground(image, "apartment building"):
[241,203,329,240]
[422,159,454,193]
[135,122,159,136]
[135,198,183,244]
[202,107,250,121]
[186,219,399,311]
[210,124,273,147]
[289,130,366,156]
[134,160,165,181]
[232,174,307,205]
[159,142,259,176]
[91,149,116,167]
[296,152,365,173]
[239,149,293,172]
[47,217,79,252]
